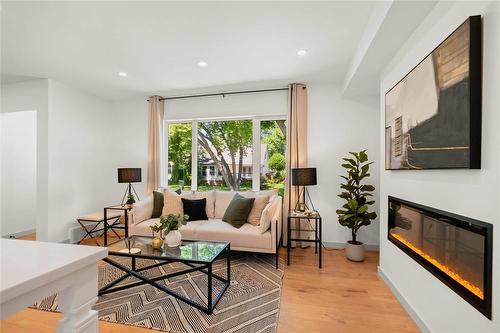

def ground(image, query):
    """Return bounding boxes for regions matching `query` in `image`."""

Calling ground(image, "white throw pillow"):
[191,190,215,218]
[247,194,270,226]
[131,194,153,225]
[162,189,184,217]
[259,197,280,233]
[214,191,237,218]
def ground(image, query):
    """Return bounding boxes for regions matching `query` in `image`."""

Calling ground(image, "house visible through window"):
[165,117,286,192]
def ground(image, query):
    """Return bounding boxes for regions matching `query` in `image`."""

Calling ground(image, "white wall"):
[1,79,49,240]
[308,84,380,248]
[379,1,499,332]
[0,111,37,236]
[46,80,120,242]
[110,99,149,198]
[165,90,288,120]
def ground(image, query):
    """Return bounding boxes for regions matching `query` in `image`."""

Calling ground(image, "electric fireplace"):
[388,197,492,319]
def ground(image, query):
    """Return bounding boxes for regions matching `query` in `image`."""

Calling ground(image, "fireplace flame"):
[390,232,484,299]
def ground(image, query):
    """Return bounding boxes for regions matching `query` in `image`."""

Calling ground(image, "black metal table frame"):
[77,216,121,246]
[103,206,130,246]
[287,214,322,268]
[99,243,231,314]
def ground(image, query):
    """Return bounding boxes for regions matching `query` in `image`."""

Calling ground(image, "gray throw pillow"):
[222,193,255,228]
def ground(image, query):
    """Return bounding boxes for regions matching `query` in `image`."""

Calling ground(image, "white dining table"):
[0,239,107,332]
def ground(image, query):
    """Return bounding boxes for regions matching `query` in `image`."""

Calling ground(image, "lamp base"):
[121,183,141,206]
[294,187,315,212]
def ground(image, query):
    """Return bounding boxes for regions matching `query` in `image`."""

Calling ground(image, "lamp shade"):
[117,168,142,183]
[292,168,317,186]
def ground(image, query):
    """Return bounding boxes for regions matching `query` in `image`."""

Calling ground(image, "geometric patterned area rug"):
[33,252,284,333]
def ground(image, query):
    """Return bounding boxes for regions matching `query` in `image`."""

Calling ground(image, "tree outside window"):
[260,120,286,197]
[197,120,253,191]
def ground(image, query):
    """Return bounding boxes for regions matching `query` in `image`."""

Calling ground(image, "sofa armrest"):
[130,194,153,225]
[270,196,283,251]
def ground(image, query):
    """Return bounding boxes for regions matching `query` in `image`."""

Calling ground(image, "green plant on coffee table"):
[149,214,188,238]
[336,150,377,245]
[157,214,188,236]
[149,223,163,238]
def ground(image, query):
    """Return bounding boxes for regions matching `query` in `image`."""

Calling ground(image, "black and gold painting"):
[385,16,482,170]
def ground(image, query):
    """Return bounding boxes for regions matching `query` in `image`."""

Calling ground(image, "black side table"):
[287,211,322,268]
[103,205,131,246]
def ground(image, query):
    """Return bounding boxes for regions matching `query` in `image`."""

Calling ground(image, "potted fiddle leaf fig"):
[336,150,377,261]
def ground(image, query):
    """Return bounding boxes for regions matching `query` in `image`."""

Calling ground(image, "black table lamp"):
[292,167,317,212]
[118,168,141,205]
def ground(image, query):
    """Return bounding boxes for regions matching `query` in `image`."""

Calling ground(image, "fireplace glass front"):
[388,197,492,319]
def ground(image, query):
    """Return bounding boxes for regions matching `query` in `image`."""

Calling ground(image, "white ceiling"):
[1,1,375,100]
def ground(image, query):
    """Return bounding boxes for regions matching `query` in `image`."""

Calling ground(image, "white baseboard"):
[378,266,431,333]
[323,241,379,251]
[2,228,36,239]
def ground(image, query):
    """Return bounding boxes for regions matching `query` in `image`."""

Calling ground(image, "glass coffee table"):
[99,235,230,314]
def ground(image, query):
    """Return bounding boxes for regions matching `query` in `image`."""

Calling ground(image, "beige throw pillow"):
[162,190,184,217]
[215,191,237,218]
[247,194,270,225]
[192,190,215,218]
[259,197,280,233]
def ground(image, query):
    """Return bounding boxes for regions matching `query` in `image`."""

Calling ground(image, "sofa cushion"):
[223,194,255,228]
[191,190,215,218]
[131,217,273,251]
[131,194,153,225]
[214,191,236,218]
[255,189,279,198]
[182,198,208,221]
[247,194,270,225]
[194,219,272,250]
[162,190,184,217]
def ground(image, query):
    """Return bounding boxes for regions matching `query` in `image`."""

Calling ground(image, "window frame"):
[164,114,286,191]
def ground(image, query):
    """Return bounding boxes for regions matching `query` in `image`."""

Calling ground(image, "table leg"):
[287,217,291,266]
[227,245,231,282]
[124,209,129,238]
[103,209,108,246]
[207,263,213,314]
[57,264,99,333]
[319,217,322,269]
[315,219,318,254]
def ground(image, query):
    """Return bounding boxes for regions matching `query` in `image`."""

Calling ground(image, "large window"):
[198,120,253,191]
[165,117,286,192]
[167,123,192,190]
[260,120,286,197]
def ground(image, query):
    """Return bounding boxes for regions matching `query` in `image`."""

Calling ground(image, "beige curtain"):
[284,83,308,246]
[147,95,164,194]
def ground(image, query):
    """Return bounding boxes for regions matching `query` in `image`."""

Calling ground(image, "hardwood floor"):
[1,233,419,333]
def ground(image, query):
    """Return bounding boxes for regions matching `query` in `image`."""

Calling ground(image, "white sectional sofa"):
[130,189,283,268]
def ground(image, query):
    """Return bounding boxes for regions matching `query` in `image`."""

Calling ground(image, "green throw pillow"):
[223,193,255,228]
[152,191,164,218]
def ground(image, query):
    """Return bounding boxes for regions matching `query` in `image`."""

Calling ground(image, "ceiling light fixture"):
[118,72,127,77]
[197,61,208,68]
[297,49,307,57]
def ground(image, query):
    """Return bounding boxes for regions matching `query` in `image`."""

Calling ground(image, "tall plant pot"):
[345,241,365,262]
[164,230,182,247]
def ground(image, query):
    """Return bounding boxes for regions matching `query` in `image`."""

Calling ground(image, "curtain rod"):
[147,87,289,102]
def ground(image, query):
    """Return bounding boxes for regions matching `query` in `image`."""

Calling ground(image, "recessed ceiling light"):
[118,71,127,77]
[197,61,208,68]
[297,49,307,57]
